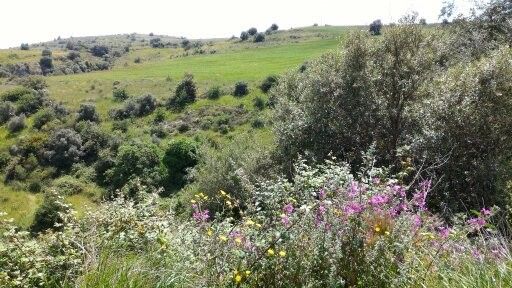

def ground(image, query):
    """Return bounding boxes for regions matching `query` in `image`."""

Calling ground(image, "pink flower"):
[283,203,294,215]
[437,226,450,238]
[347,181,360,198]
[413,180,431,211]
[468,217,486,231]
[480,207,492,217]
[368,194,389,208]
[318,189,326,200]
[343,202,364,216]
[192,206,210,224]
[390,184,406,198]
[315,204,327,225]
[412,215,422,230]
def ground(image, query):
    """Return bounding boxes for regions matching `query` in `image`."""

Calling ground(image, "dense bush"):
[75,121,110,163]
[51,176,85,195]
[42,128,83,170]
[240,31,249,41]
[32,108,56,130]
[67,50,80,61]
[150,37,164,48]
[259,75,278,93]
[232,81,249,97]
[19,76,48,90]
[270,23,279,31]
[1,87,32,102]
[0,101,15,124]
[104,141,164,195]
[90,45,110,57]
[163,138,198,189]
[167,73,197,110]
[7,114,26,133]
[76,103,100,123]
[247,27,258,36]
[254,33,265,42]
[41,49,52,57]
[205,86,222,99]
[30,192,71,234]
[39,56,54,75]
[110,94,157,119]
[15,91,45,115]
[253,96,266,110]
[369,19,383,35]
[20,43,29,50]
[112,87,129,101]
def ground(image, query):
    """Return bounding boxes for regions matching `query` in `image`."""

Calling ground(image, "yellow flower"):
[245,270,251,276]
[220,190,227,196]
[190,199,196,204]
[226,200,232,206]
[374,226,381,232]
[207,228,213,236]
[219,235,228,242]
[279,250,286,257]
[255,223,262,228]
[234,273,242,283]
[235,237,242,244]
[246,219,255,226]
[267,248,275,256]
[385,231,390,235]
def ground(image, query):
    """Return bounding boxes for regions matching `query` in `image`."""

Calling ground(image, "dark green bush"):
[19,76,47,90]
[259,75,278,93]
[0,101,15,124]
[167,73,197,110]
[254,33,265,43]
[105,141,164,195]
[251,118,265,128]
[7,115,26,133]
[1,87,32,102]
[39,56,53,75]
[240,31,249,41]
[248,27,258,36]
[233,81,249,97]
[369,19,383,35]
[110,94,157,119]
[77,103,100,123]
[91,45,110,57]
[32,108,56,130]
[30,192,71,234]
[42,128,83,170]
[270,23,279,31]
[150,38,164,48]
[206,86,222,99]
[75,121,110,163]
[16,92,44,115]
[253,96,266,110]
[163,138,197,188]
[113,88,129,101]
[20,43,29,50]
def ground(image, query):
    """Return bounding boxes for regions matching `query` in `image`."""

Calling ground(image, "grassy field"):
[0,25,353,226]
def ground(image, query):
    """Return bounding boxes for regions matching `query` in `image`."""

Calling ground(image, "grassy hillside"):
[0,25,355,226]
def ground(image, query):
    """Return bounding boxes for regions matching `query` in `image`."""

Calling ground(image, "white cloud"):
[0,0,474,48]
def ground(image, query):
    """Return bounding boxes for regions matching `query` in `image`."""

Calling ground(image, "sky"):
[0,0,475,48]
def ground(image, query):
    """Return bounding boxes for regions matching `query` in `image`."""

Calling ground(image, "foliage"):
[1,87,33,102]
[248,28,258,36]
[91,45,110,57]
[42,128,84,170]
[205,86,222,99]
[20,43,29,50]
[110,94,157,119]
[7,114,26,133]
[30,191,72,234]
[39,56,53,75]
[369,19,383,35]
[270,23,279,31]
[32,108,56,130]
[150,37,164,48]
[233,81,249,97]
[260,74,278,93]
[240,31,249,41]
[254,33,265,43]
[112,87,129,101]
[0,101,15,124]
[104,141,164,196]
[163,138,198,189]
[167,73,197,110]
[76,103,100,123]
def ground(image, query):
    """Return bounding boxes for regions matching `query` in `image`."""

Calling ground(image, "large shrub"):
[75,121,110,163]
[369,19,383,35]
[104,141,164,195]
[110,94,157,119]
[39,56,54,75]
[253,33,265,43]
[167,73,197,110]
[1,87,33,102]
[76,103,100,123]
[42,128,84,170]
[112,87,129,101]
[247,27,258,36]
[30,192,72,234]
[90,45,110,57]
[163,138,198,189]
[7,114,26,133]
[232,81,249,97]
[0,101,15,124]
[32,108,56,130]
[240,31,249,41]
[259,75,278,93]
